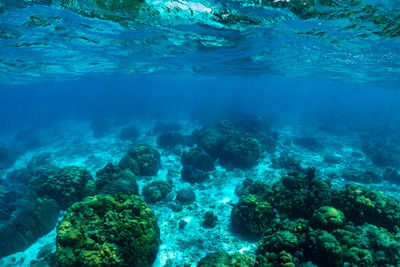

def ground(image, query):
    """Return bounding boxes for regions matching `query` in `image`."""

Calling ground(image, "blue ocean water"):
[1,0,400,266]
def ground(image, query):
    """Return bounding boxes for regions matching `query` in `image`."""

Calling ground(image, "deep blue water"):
[0,74,399,134]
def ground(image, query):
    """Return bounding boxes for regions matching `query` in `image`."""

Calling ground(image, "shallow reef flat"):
[0,116,400,266]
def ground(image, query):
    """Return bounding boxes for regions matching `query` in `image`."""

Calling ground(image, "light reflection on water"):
[0,0,399,85]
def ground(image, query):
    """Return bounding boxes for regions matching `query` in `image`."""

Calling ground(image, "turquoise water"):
[1,0,399,84]
[1,0,400,266]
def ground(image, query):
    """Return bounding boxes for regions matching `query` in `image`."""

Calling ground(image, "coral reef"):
[181,165,209,184]
[55,194,160,267]
[142,180,172,203]
[220,136,263,168]
[35,165,96,209]
[95,163,138,195]
[176,186,196,205]
[231,170,400,266]
[202,210,218,228]
[310,206,345,231]
[331,184,400,232]
[270,154,302,172]
[231,194,275,235]
[0,173,59,258]
[181,147,214,171]
[119,144,161,176]
[271,169,331,219]
[191,120,273,169]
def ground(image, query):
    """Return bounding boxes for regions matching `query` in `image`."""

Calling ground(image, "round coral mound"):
[36,165,95,209]
[311,206,345,230]
[95,163,138,196]
[119,144,161,176]
[220,136,263,169]
[181,147,214,171]
[231,194,275,234]
[55,194,160,267]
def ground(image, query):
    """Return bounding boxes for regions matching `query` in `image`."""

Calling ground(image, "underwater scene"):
[1,0,400,266]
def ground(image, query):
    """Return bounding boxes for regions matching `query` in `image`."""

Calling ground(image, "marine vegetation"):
[55,194,160,267]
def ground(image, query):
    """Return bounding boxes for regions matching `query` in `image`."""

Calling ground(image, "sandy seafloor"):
[1,119,400,267]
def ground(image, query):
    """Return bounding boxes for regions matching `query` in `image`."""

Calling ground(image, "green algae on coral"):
[55,194,160,267]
